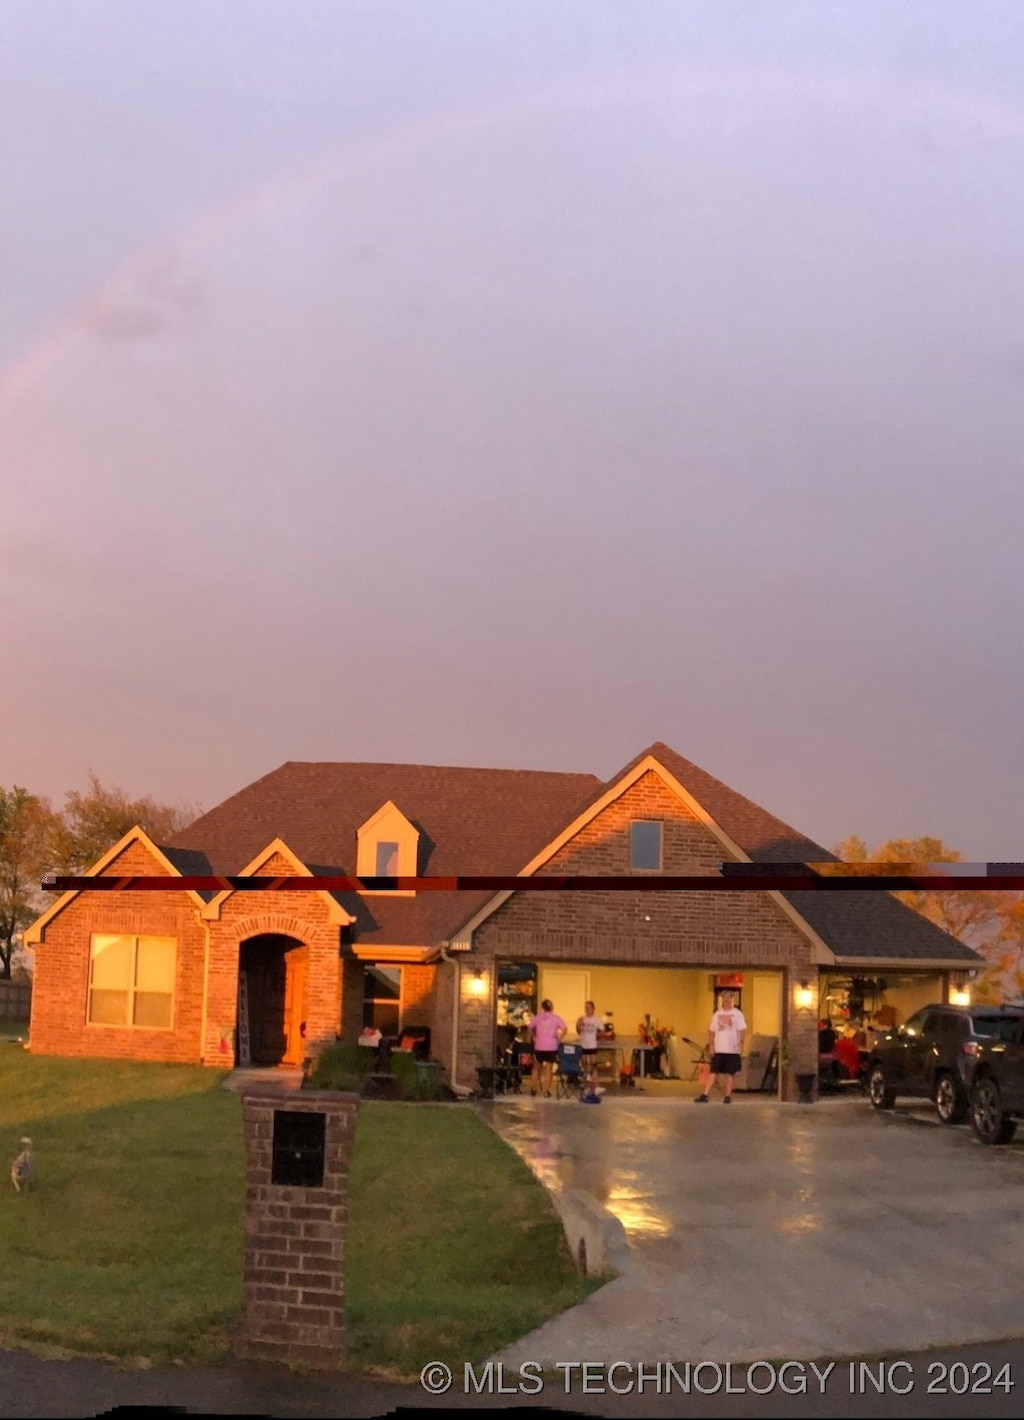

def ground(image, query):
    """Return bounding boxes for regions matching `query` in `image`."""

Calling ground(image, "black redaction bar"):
[40,868,1024,893]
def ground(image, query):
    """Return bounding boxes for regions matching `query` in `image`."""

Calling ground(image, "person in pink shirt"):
[529,999,567,1097]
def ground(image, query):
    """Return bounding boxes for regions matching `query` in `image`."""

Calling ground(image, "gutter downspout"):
[197,909,211,1066]
[439,944,462,1087]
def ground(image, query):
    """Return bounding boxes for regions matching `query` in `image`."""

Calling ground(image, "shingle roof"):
[166,760,601,947]
[156,844,224,904]
[165,745,982,965]
[637,742,981,964]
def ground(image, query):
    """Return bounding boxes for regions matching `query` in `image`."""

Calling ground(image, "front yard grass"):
[0,1054,597,1374]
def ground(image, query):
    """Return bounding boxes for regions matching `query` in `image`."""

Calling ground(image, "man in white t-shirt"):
[695,990,747,1104]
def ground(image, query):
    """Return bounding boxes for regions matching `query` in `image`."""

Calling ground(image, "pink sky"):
[2,2,1023,858]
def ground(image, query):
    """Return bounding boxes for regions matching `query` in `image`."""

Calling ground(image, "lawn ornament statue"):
[11,1138,33,1194]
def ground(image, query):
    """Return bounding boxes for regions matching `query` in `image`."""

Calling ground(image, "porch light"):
[949,986,971,1007]
[794,980,814,1010]
[468,970,487,997]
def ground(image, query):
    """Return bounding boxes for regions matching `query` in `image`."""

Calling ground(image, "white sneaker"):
[595,1086,606,1095]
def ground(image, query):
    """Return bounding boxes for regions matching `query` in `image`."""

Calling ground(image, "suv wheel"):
[970,1077,1017,1146]
[868,1063,895,1110]
[935,1072,968,1126]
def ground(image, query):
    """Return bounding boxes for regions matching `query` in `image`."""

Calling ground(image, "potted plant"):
[778,1037,814,1102]
[780,1038,815,1102]
[795,1070,817,1104]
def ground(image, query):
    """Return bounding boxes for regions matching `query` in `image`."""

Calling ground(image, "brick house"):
[25,742,982,1096]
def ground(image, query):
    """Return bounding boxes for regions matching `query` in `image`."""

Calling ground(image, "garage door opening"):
[495,963,783,1096]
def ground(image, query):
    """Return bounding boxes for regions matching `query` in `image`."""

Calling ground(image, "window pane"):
[630,821,662,870]
[90,935,132,990]
[974,1017,1022,1043]
[133,992,173,1029]
[364,1000,400,1033]
[375,841,399,875]
[89,989,129,1025]
[364,966,401,1002]
[135,937,176,993]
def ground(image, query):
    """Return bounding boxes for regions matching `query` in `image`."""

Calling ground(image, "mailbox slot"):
[271,1109,326,1187]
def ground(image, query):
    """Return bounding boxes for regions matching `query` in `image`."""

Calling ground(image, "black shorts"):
[580,1049,598,1063]
[711,1053,742,1076]
[534,1049,558,1063]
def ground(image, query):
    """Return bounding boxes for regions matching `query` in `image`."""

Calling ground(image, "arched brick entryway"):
[238,934,308,1067]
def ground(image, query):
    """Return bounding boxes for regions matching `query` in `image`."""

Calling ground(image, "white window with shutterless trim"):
[87,934,176,1029]
[355,801,419,894]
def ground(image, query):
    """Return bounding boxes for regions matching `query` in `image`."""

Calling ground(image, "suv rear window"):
[972,1016,1022,1043]
[902,1009,931,1036]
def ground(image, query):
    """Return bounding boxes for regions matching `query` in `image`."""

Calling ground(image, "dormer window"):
[630,821,663,871]
[356,802,419,895]
[375,841,399,876]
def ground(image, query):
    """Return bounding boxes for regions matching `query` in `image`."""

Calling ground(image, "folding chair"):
[511,1041,534,1094]
[681,1036,711,1082]
[555,1042,585,1098]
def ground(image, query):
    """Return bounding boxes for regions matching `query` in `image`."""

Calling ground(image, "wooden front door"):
[283,947,309,1067]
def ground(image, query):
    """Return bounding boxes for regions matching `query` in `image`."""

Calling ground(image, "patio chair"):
[395,1026,431,1061]
[555,1042,585,1099]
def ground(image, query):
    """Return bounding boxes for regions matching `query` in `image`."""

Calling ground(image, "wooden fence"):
[0,980,31,1021]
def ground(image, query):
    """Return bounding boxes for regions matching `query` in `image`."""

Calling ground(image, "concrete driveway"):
[484,1094,1024,1368]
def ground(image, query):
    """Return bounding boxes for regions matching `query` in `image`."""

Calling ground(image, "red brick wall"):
[30,839,207,1063]
[238,1089,359,1365]
[466,773,819,1091]
[204,866,343,1066]
[340,958,365,1043]
[402,964,436,1028]
[30,841,346,1068]
[432,961,455,1079]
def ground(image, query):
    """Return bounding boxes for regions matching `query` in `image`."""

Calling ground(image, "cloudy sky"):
[2,1,1022,858]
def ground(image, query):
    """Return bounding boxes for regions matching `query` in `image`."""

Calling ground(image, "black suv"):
[866,1005,1024,1126]
[967,1011,1024,1144]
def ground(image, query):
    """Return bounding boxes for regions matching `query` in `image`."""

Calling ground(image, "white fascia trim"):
[24,825,209,945]
[200,837,356,927]
[823,957,983,972]
[351,944,436,963]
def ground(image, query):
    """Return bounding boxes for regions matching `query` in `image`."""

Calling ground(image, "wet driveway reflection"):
[485,1094,1024,1272]
[485,1094,1024,1362]
[485,1090,1024,1357]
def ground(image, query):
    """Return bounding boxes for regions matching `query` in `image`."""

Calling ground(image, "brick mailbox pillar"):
[237,1089,361,1368]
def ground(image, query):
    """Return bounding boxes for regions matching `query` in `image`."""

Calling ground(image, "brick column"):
[237,1089,360,1367]
[782,967,819,1102]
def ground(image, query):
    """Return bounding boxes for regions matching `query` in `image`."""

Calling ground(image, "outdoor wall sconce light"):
[468,969,487,997]
[794,980,814,1010]
[949,985,971,1007]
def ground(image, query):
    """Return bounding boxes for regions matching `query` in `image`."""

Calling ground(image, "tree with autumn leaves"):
[831,834,1024,1005]
[0,787,50,980]
[0,776,200,979]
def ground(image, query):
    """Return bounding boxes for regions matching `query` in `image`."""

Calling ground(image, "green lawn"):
[0,1053,597,1374]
